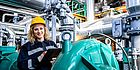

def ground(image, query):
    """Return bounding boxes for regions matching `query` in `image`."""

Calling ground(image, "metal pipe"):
[66,13,76,41]
[0,25,15,46]
[2,13,14,22]
[0,22,25,29]
[126,0,140,14]
[126,0,140,8]
[2,13,28,23]
[52,15,57,43]
[0,5,43,16]
[131,36,140,51]
[18,16,32,25]
[77,23,112,37]
[73,18,77,42]
[5,27,16,46]
[0,0,45,10]
[86,0,94,22]
[24,21,31,34]
[0,25,2,46]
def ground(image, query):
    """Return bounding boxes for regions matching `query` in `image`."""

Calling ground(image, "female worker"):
[17,16,57,70]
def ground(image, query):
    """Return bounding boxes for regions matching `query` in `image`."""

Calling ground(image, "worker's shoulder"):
[22,41,31,46]
[20,41,32,49]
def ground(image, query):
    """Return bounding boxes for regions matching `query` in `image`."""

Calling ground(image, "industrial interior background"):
[0,0,140,70]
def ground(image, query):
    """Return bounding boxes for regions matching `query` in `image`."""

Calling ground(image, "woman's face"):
[33,24,45,39]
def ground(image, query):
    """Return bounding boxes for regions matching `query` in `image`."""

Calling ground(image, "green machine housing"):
[0,46,18,70]
[52,38,120,70]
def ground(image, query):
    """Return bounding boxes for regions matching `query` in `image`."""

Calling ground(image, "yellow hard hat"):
[31,16,46,27]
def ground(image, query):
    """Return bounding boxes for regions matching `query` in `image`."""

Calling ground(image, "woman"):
[17,16,57,70]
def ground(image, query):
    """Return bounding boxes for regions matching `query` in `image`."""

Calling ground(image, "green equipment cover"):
[52,38,119,70]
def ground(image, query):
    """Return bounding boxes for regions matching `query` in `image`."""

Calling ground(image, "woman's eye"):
[34,28,38,31]
[40,28,43,30]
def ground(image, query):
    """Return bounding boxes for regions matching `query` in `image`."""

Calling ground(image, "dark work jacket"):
[17,40,57,70]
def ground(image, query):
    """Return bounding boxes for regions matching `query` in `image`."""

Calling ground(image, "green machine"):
[52,38,119,70]
[0,46,18,70]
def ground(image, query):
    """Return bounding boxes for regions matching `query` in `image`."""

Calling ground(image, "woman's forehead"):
[34,24,45,27]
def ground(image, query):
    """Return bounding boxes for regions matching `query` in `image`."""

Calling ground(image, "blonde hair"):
[27,24,50,43]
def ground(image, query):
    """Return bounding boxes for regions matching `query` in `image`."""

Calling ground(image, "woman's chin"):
[36,37,43,39]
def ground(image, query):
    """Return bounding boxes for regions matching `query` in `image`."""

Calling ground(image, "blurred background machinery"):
[1,0,140,70]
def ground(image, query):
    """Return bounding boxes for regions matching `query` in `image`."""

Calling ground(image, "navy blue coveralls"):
[17,40,57,70]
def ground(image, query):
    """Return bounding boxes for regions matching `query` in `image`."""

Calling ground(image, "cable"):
[90,33,131,70]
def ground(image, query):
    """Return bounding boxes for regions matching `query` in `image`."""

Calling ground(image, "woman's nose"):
[38,29,41,32]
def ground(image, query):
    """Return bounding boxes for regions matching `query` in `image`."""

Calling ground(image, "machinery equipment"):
[0,46,18,70]
[0,0,131,70]
[112,0,140,70]
[0,25,18,70]
[52,32,119,70]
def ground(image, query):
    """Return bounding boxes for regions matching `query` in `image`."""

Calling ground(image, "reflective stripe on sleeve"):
[28,47,43,55]
[46,46,55,50]
[28,59,35,69]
